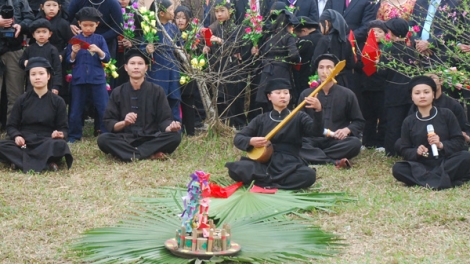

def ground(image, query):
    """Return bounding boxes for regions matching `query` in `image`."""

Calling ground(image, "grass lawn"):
[1,126,470,263]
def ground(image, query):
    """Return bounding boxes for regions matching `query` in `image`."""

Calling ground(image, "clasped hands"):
[417,133,442,156]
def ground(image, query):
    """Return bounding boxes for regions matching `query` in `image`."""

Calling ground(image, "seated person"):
[395,72,470,153]
[299,54,365,169]
[225,78,323,190]
[97,49,181,161]
[0,57,73,172]
[392,76,470,190]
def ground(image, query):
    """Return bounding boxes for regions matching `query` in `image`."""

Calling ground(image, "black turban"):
[265,78,292,94]
[76,7,102,22]
[29,18,52,33]
[295,16,319,29]
[408,76,437,94]
[25,57,54,75]
[368,20,388,32]
[312,53,339,71]
[125,48,150,65]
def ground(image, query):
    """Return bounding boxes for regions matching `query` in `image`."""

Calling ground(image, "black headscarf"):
[265,78,292,94]
[319,9,348,42]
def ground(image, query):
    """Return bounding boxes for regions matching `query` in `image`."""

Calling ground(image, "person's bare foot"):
[150,152,168,161]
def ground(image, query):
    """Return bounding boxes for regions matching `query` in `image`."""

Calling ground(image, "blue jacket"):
[66,33,110,85]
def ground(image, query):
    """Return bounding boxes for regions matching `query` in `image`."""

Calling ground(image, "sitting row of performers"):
[1,52,470,190]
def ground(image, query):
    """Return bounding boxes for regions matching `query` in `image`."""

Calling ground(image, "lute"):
[246,60,346,163]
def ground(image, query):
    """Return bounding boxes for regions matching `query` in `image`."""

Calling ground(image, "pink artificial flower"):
[310,80,319,88]
[65,74,72,83]
[106,84,111,91]
[192,18,199,24]
[255,27,262,33]
[245,27,252,34]
[257,15,263,21]
[245,13,250,18]
[463,11,468,17]
[385,33,391,41]
[412,25,420,33]
[449,67,457,72]
[289,4,294,8]
[251,4,257,11]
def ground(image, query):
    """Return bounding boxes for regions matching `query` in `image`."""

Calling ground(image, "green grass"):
[1,126,470,263]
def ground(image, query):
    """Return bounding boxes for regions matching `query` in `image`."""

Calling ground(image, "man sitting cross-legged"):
[298,54,365,169]
[97,49,181,161]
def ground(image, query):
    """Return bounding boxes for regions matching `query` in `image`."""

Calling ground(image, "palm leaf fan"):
[139,187,352,224]
[73,202,343,263]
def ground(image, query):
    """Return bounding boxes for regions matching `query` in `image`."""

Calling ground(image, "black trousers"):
[384,104,410,156]
[181,95,195,136]
[300,137,362,164]
[97,132,181,162]
[361,90,386,148]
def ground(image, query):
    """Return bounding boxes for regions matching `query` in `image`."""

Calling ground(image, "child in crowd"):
[36,0,74,102]
[204,0,250,129]
[293,16,322,95]
[66,7,110,143]
[146,0,181,122]
[378,17,416,156]
[20,19,62,94]
[361,20,387,150]
[175,5,197,136]
[36,0,73,60]
[253,9,299,111]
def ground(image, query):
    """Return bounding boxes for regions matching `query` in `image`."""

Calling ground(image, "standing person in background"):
[326,0,378,48]
[292,16,322,94]
[67,0,122,67]
[204,0,250,130]
[326,0,378,108]
[66,7,110,143]
[0,0,34,122]
[253,10,299,113]
[19,19,62,94]
[378,17,416,156]
[36,0,74,103]
[360,20,387,150]
[312,9,354,87]
[283,0,318,22]
[175,5,197,136]
[145,0,181,122]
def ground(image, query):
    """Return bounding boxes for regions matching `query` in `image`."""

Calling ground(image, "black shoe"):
[94,130,102,137]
